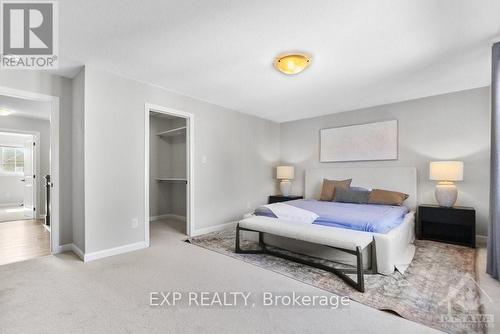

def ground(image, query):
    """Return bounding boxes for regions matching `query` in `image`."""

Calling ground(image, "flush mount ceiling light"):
[274,53,311,75]
[0,108,12,116]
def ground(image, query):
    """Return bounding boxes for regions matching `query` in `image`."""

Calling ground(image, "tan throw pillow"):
[319,178,352,201]
[368,189,409,206]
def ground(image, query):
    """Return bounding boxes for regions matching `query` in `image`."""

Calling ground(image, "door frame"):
[144,103,194,245]
[0,86,60,254]
[0,129,40,219]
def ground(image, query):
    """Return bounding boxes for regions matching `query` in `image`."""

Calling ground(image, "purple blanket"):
[254,199,409,233]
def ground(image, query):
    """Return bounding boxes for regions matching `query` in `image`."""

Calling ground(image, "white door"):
[23,139,34,219]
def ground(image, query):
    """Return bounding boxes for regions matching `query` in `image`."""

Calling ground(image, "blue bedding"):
[254,199,409,234]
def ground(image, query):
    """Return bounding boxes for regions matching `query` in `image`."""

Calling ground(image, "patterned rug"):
[189,228,485,334]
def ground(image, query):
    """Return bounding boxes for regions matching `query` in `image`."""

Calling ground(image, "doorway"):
[0,86,60,263]
[144,103,194,245]
[0,95,53,265]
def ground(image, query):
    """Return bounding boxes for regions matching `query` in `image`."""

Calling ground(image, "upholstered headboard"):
[304,167,418,209]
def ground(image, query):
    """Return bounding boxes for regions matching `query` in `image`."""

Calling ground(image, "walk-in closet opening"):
[146,105,193,243]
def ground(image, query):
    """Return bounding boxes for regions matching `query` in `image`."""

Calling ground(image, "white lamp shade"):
[429,161,464,181]
[277,166,294,180]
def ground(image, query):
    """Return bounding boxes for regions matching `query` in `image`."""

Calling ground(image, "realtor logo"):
[1,1,58,69]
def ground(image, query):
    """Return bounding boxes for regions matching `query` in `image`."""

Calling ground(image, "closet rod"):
[156,177,187,183]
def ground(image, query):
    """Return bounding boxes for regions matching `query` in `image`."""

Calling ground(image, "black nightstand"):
[417,205,476,248]
[268,195,303,204]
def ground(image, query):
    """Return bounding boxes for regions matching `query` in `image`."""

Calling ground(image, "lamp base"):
[280,180,292,196]
[435,182,458,207]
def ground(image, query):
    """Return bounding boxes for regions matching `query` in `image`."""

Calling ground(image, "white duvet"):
[264,203,319,224]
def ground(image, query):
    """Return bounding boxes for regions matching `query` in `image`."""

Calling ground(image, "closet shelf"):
[157,126,186,138]
[156,177,187,183]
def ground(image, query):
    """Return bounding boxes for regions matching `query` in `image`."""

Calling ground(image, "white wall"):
[149,116,176,217]
[0,71,73,245]
[72,68,85,251]
[164,117,187,217]
[0,69,489,256]
[280,87,491,235]
[84,66,280,253]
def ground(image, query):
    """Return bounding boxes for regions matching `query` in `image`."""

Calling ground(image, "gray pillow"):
[350,186,371,192]
[334,188,371,204]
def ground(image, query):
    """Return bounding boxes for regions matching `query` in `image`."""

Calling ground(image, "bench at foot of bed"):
[235,217,376,293]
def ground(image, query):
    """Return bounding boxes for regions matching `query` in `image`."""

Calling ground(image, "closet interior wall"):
[149,114,187,220]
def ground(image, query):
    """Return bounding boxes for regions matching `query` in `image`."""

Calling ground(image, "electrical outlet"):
[202,155,207,164]
[131,218,139,228]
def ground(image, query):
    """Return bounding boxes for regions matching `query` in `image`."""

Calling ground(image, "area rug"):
[189,228,486,334]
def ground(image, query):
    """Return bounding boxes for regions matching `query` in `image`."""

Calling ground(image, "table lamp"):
[277,166,294,196]
[429,161,464,207]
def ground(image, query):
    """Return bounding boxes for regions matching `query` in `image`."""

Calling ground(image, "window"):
[0,146,24,174]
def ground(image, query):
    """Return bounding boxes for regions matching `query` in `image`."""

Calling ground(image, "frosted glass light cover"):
[274,54,310,75]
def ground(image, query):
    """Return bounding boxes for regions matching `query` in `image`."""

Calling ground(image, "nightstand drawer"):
[417,205,475,248]
[421,222,473,246]
[419,207,474,226]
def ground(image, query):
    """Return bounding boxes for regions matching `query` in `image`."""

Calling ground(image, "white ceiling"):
[58,0,500,122]
[0,95,51,120]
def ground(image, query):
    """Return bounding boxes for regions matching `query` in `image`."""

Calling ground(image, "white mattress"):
[240,211,415,275]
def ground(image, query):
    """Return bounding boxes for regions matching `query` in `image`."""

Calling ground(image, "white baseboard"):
[83,241,148,262]
[54,243,85,261]
[149,214,170,222]
[54,243,72,254]
[71,244,85,261]
[55,241,147,262]
[476,234,488,247]
[191,221,237,237]
[150,213,186,223]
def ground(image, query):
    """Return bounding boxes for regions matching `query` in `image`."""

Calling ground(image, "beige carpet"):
[189,228,485,334]
[0,220,442,334]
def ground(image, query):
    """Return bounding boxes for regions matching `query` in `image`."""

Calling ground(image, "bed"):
[239,166,417,275]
